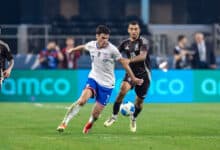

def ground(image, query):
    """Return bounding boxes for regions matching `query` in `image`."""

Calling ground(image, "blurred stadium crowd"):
[1,0,220,70]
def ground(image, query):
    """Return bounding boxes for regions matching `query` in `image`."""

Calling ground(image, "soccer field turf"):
[0,103,220,150]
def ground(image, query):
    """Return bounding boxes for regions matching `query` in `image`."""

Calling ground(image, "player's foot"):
[83,122,93,134]
[57,123,67,132]
[130,115,136,133]
[104,116,117,127]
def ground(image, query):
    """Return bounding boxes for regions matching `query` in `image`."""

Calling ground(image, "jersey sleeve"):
[118,42,124,53]
[140,37,149,52]
[84,41,94,52]
[112,48,122,61]
[174,47,180,54]
[2,42,13,61]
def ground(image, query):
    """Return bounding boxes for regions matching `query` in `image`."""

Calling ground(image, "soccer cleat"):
[130,116,136,133]
[83,122,93,134]
[57,123,67,132]
[104,116,117,127]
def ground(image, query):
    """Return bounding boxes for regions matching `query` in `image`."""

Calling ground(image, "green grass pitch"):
[0,103,220,150]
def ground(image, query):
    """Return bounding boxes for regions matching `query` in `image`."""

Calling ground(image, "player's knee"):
[77,99,86,106]
[119,86,129,96]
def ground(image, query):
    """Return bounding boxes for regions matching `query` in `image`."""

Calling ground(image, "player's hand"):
[132,77,144,86]
[3,68,12,78]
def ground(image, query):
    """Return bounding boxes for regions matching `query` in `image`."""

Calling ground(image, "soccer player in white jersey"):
[57,25,143,134]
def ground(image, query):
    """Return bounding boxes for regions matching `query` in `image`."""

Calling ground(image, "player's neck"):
[96,42,108,49]
[130,37,139,42]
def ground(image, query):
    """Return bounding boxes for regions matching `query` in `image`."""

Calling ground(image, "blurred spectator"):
[39,41,63,69]
[191,32,217,69]
[173,35,193,69]
[60,37,80,69]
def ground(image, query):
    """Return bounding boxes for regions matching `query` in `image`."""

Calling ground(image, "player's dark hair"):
[96,25,111,35]
[177,35,186,42]
[128,21,140,26]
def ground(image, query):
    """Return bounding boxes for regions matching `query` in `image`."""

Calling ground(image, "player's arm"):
[174,49,194,61]
[2,42,14,78]
[130,50,147,63]
[130,38,148,63]
[4,59,14,78]
[67,45,85,53]
[118,58,143,86]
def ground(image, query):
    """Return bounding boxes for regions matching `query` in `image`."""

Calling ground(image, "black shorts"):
[123,72,151,99]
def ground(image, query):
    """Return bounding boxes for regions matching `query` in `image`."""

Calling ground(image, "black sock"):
[113,102,122,115]
[133,105,142,118]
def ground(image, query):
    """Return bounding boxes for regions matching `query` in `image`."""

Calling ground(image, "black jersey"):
[118,36,151,76]
[0,40,13,70]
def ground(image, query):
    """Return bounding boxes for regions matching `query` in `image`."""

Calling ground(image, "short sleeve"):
[1,41,13,61]
[84,41,94,52]
[118,42,124,53]
[112,48,122,61]
[140,37,149,52]
[174,47,180,54]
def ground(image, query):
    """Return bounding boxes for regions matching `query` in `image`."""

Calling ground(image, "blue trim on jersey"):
[85,78,113,106]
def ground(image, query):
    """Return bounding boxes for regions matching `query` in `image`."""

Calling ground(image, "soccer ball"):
[120,101,135,116]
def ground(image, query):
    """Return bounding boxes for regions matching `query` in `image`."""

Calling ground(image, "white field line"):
[33,103,69,110]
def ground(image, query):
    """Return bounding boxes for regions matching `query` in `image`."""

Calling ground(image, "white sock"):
[62,103,81,125]
[112,114,118,119]
[88,115,97,124]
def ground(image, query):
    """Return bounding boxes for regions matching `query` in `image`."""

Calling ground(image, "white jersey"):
[85,41,122,88]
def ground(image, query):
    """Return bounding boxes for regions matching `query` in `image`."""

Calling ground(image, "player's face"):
[66,39,74,47]
[128,24,140,40]
[96,33,109,48]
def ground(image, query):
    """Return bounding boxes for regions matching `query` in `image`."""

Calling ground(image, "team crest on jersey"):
[125,45,129,51]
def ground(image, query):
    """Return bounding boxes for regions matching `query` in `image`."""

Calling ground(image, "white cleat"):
[104,116,117,127]
[130,116,136,133]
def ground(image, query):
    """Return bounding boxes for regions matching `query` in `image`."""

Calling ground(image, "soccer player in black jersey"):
[0,27,14,89]
[104,21,151,132]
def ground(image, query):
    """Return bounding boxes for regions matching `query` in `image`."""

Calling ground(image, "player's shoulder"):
[139,36,149,45]
[85,40,96,50]
[108,42,119,51]
[86,40,96,46]
[0,40,10,51]
[120,38,130,45]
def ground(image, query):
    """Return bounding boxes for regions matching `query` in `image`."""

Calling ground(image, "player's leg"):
[57,88,93,132]
[104,81,131,127]
[130,96,144,132]
[113,81,131,115]
[130,75,150,132]
[83,102,105,134]
[83,84,112,133]
[0,68,4,90]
